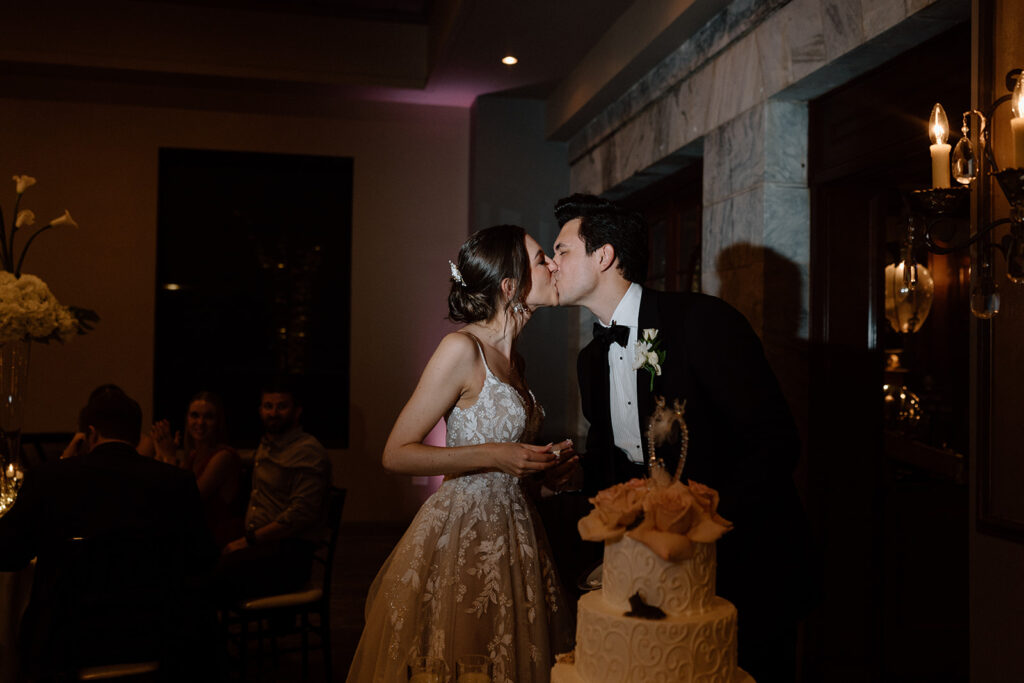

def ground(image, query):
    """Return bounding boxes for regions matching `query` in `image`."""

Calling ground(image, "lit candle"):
[5,464,12,479]
[1011,76,1024,169]
[929,103,951,188]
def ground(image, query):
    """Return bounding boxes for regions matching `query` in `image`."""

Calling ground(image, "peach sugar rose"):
[578,477,732,562]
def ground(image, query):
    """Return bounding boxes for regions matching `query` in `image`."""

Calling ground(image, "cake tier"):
[565,590,738,683]
[603,536,716,616]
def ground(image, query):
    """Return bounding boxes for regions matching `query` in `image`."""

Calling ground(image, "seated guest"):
[216,380,330,601]
[0,385,218,680]
[141,391,244,547]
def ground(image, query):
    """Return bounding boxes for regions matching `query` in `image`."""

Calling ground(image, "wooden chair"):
[44,528,191,682]
[225,486,346,681]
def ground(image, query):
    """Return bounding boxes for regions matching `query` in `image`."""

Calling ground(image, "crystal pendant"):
[970,278,1001,318]
[1007,233,1024,284]
[952,135,976,185]
[885,260,934,333]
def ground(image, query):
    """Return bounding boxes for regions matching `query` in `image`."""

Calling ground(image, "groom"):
[551,193,811,683]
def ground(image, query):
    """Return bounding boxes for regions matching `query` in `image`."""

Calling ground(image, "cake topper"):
[646,396,688,484]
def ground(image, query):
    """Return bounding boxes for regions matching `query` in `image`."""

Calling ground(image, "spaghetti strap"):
[456,330,492,375]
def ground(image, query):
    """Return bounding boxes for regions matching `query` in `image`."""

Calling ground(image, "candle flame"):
[1014,76,1024,119]
[929,103,949,145]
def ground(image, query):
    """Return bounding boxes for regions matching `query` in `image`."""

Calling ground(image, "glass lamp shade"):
[884,261,934,333]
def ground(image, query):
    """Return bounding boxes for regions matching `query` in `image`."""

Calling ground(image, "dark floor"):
[233,522,406,682]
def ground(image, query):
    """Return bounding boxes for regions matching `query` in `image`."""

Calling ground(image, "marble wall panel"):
[764,184,810,264]
[704,103,766,204]
[906,0,938,13]
[754,11,791,96]
[703,185,766,284]
[703,32,766,142]
[567,0,790,163]
[567,0,954,191]
[861,0,910,41]
[781,0,828,82]
[822,0,866,62]
[571,148,603,196]
[765,100,809,185]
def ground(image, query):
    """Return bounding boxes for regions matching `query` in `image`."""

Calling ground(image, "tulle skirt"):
[345,472,573,683]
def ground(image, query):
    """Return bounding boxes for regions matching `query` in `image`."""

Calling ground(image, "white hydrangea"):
[0,271,79,344]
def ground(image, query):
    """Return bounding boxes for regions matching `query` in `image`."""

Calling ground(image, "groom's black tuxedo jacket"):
[577,287,809,612]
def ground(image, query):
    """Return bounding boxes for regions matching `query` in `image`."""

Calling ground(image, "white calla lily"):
[15,210,34,228]
[49,210,77,229]
[12,175,36,194]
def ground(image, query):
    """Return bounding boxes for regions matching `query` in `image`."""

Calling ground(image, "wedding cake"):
[550,477,753,683]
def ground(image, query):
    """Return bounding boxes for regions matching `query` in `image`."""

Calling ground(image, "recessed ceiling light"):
[502,55,518,66]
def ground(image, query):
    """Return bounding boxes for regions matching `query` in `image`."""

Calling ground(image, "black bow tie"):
[593,322,630,348]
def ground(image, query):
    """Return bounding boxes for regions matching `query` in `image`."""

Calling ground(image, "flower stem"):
[14,223,54,277]
[5,194,21,272]
[0,205,7,272]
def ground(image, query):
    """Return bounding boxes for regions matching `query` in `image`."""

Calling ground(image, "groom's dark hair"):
[554,193,648,283]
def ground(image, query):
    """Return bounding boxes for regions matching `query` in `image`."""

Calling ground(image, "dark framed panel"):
[155,148,353,448]
[975,0,1024,542]
[620,161,703,293]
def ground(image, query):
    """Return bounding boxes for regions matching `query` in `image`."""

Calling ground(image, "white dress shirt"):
[599,282,645,464]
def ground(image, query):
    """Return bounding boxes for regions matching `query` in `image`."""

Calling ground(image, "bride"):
[345,225,575,683]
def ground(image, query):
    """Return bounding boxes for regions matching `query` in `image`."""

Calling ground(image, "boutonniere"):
[633,328,666,391]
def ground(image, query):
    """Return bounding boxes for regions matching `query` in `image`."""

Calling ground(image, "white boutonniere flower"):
[633,328,666,391]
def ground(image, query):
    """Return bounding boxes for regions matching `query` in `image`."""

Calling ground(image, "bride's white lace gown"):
[345,344,572,683]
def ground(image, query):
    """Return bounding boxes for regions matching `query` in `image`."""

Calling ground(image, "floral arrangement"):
[577,473,732,562]
[0,174,97,344]
[633,328,665,391]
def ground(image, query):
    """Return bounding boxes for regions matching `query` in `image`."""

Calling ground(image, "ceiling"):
[0,0,636,109]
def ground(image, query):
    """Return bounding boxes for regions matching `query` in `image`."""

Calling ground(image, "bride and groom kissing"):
[346,193,810,683]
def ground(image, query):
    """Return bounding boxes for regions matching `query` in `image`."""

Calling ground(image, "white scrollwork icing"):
[603,536,717,616]
[573,592,737,683]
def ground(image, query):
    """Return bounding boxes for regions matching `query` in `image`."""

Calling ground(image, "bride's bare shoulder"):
[430,331,482,367]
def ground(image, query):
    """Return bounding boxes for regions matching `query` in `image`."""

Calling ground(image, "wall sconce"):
[909,69,1024,319]
[884,219,934,333]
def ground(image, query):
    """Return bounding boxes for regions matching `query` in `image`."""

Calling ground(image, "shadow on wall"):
[715,243,809,497]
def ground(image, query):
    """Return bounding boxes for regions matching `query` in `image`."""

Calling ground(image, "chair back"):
[29,527,187,677]
[312,487,346,601]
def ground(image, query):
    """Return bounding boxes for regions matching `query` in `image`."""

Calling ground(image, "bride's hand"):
[490,443,557,478]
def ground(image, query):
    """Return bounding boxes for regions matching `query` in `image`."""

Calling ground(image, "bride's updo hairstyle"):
[448,225,531,324]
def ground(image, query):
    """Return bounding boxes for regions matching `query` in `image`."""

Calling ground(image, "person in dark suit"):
[0,385,218,681]
[549,193,812,683]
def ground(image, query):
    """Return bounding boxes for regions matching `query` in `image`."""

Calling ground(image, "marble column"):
[702,98,809,343]
[702,99,810,456]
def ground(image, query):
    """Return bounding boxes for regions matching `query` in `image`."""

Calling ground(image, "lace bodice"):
[446,336,540,447]
[447,367,528,448]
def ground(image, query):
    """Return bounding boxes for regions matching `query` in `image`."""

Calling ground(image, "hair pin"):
[449,260,466,287]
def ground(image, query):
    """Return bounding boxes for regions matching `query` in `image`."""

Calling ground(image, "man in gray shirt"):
[218,380,330,600]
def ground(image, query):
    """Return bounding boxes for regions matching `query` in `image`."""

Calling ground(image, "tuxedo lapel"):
[590,339,612,428]
[635,288,659,459]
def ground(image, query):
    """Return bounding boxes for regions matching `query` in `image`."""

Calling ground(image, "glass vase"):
[0,339,30,516]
